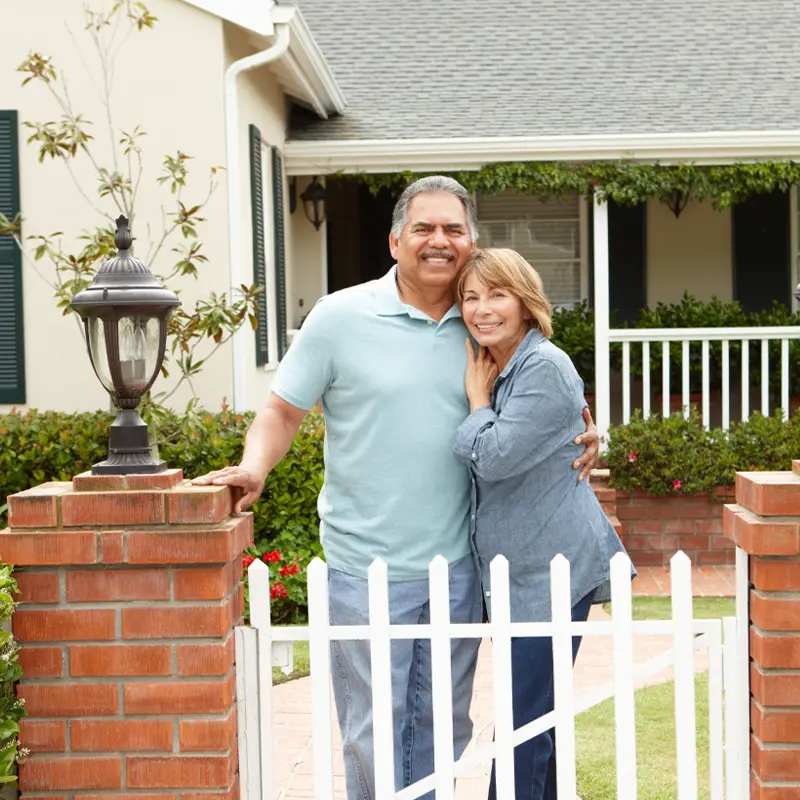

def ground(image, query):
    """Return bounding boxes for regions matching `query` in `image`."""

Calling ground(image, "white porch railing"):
[236,550,750,800]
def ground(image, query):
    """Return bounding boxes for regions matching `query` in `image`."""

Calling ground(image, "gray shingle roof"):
[290,0,800,141]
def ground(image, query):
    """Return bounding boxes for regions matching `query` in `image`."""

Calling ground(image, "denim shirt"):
[453,329,633,623]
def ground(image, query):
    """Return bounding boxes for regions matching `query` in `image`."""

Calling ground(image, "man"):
[193,176,598,799]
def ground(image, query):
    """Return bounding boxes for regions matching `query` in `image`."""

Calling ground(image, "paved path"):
[269,566,736,799]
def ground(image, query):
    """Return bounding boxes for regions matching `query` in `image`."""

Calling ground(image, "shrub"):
[605,408,800,495]
[0,566,25,785]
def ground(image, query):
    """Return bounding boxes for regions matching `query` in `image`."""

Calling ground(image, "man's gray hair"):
[390,176,478,240]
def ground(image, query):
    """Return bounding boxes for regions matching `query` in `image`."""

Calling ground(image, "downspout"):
[224,22,291,413]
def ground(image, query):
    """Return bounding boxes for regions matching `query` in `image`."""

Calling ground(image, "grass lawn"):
[273,640,310,685]
[576,595,734,798]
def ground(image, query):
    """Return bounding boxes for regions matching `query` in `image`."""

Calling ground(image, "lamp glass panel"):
[118,315,161,394]
[87,318,114,393]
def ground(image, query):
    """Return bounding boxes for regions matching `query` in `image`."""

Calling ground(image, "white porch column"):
[593,194,611,442]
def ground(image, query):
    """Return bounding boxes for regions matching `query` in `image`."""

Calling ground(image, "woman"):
[453,248,632,800]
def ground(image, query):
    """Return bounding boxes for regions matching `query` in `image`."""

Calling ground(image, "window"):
[249,125,287,367]
[476,192,586,309]
[0,110,25,404]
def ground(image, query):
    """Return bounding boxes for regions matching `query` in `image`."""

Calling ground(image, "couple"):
[194,176,629,800]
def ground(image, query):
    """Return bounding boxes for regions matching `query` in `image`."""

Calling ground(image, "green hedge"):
[0,407,325,624]
[604,408,797,495]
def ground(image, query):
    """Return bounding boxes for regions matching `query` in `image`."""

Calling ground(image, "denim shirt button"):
[471,452,477,460]
[485,590,491,597]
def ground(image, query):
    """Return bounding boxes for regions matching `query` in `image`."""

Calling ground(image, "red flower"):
[265,550,282,563]
[628,451,638,463]
[280,562,299,577]
[271,582,288,599]
[673,479,682,490]
[242,555,256,572]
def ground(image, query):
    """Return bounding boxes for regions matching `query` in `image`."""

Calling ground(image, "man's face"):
[389,192,476,290]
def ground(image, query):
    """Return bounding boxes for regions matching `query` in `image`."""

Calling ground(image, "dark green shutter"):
[249,124,269,366]
[0,110,25,404]
[271,147,287,360]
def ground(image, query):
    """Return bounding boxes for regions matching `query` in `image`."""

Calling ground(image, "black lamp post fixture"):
[70,215,180,475]
[300,176,327,230]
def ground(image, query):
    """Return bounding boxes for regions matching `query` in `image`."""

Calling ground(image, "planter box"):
[590,473,735,567]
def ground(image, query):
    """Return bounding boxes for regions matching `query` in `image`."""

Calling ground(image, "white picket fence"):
[235,550,750,800]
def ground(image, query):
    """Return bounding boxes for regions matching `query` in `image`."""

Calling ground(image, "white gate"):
[236,549,751,799]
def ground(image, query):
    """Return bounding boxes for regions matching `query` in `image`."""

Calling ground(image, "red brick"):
[14,609,115,642]
[724,504,800,556]
[0,531,97,566]
[72,720,173,752]
[629,520,664,535]
[7,483,71,528]
[174,562,238,600]
[125,469,184,490]
[675,504,711,518]
[167,486,232,525]
[182,777,239,800]
[752,560,800,592]
[67,569,169,602]
[127,755,235,789]
[628,551,667,566]
[62,491,164,527]
[180,711,236,751]
[697,550,734,565]
[72,473,124,492]
[124,674,234,715]
[16,571,60,603]
[752,699,800,743]
[122,596,234,639]
[18,646,63,678]
[737,471,800,516]
[752,737,800,781]
[751,592,800,632]
[127,516,252,565]
[19,720,66,753]
[19,684,118,716]
[750,776,800,800]
[710,535,736,550]
[177,637,235,676]
[664,519,695,535]
[70,645,171,677]
[592,487,616,503]
[677,535,710,551]
[19,757,121,790]
[696,518,723,534]
[76,795,175,800]
[100,532,124,564]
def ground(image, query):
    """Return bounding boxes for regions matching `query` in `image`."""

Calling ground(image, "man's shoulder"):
[304,279,382,327]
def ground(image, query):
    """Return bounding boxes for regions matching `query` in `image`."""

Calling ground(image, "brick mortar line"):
[751,588,800,600]
[21,712,234,721]
[17,634,237,647]
[20,673,236,685]
[752,664,800,676]
[19,599,239,611]
[15,519,243,532]
[20,746,236,758]
[750,622,800,638]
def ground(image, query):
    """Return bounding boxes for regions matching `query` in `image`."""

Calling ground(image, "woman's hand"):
[465,339,499,412]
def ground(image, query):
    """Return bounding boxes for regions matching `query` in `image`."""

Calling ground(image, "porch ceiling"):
[291,0,800,143]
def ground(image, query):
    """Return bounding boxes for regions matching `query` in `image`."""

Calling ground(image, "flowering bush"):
[241,548,308,624]
[0,566,26,784]
[606,407,800,495]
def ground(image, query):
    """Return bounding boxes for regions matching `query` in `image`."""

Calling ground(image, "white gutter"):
[224,23,291,413]
[284,129,800,175]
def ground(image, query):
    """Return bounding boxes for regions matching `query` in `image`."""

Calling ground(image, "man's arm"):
[191,393,307,514]
[573,406,599,483]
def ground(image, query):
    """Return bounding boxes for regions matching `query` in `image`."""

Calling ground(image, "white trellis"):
[236,549,750,800]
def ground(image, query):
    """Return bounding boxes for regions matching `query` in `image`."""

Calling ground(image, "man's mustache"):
[420,249,455,261]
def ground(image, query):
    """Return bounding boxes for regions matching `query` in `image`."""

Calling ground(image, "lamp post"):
[70,215,180,474]
[300,176,327,230]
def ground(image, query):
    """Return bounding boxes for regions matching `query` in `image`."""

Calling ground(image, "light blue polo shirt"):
[271,266,472,581]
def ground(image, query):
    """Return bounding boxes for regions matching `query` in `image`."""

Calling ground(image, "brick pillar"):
[724,463,800,800]
[1,469,252,798]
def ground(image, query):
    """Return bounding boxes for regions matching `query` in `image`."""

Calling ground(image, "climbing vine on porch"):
[351,160,800,209]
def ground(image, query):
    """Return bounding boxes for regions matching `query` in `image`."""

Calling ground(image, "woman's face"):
[461,272,530,350]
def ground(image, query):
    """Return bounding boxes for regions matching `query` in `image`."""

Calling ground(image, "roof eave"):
[284,130,800,175]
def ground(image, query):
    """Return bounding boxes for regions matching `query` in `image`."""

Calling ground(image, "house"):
[4,0,800,424]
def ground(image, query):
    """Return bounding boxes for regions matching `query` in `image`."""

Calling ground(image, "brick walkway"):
[269,566,735,799]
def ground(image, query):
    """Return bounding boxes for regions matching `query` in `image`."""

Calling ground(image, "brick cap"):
[723,503,800,556]
[736,471,800,516]
[73,469,184,492]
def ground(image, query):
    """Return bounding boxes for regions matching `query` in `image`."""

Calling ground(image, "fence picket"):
[235,626,260,800]
[707,621,724,800]
[249,559,272,800]
[722,616,740,800]
[369,559,395,800]
[643,341,651,418]
[782,338,790,421]
[702,340,710,429]
[682,340,690,420]
[307,558,335,800]
[761,339,770,415]
[623,341,631,423]
[662,341,670,417]
[490,556,515,798]
[722,340,730,430]
[429,556,455,800]
[611,553,637,799]
[741,341,750,421]
[550,555,577,798]
[671,552,698,799]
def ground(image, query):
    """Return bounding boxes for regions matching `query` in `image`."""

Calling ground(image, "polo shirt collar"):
[375,265,462,322]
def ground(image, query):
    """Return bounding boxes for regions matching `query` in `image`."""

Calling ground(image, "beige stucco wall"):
[646,198,733,305]
[0,0,299,416]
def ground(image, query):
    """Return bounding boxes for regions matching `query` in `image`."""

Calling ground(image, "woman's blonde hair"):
[455,248,553,338]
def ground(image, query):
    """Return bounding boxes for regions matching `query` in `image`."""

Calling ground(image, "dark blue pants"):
[488,592,594,800]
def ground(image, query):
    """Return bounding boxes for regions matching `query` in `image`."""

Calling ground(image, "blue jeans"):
[488,591,594,800]
[328,556,482,800]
